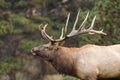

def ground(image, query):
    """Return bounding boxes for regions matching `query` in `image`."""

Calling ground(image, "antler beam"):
[39,11,106,43]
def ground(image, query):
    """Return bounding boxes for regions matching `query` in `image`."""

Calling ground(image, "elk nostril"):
[31,48,39,52]
[31,48,37,52]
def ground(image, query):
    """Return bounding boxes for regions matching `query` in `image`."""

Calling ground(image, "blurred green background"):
[0,0,119,80]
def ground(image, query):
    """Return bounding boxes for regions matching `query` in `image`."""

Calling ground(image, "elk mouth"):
[31,49,36,55]
[31,48,42,55]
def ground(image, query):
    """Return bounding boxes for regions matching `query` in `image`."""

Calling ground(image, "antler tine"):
[88,15,96,30]
[78,12,89,31]
[88,29,107,35]
[39,24,45,38]
[59,12,70,39]
[60,27,64,39]
[39,24,49,41]
[87,16,107,35]
[40,24,54,42]
[66,11,80,37]
[71,11,80,32]
[64,13,70,36]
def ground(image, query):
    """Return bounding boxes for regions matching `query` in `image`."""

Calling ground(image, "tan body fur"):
[32,44,120,80]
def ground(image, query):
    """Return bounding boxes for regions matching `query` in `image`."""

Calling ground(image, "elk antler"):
[40,11,106,43]
[39,24,54,42]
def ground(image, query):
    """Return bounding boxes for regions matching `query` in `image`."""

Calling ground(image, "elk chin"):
[32,52,36,55]
[36,52,52,61]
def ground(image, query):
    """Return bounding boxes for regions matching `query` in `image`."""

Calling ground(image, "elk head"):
[31,11,106,61]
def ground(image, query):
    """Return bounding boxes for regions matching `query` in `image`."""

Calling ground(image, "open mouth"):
[31,50,36,55]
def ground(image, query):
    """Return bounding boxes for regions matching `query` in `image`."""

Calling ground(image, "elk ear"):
[59,41,65,46]
[51,41,59,46]
[50,42,60,50]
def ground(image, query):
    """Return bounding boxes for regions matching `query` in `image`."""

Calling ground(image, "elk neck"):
[49,46,79,77]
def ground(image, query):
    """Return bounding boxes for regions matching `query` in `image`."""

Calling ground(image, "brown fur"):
[32,44,120,80]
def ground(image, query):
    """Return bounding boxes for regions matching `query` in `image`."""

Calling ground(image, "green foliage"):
[63,76,78,80]
[0,57,21,74]
[31,15,53,25]
[19,39,44,52]
[93,0,120,44]
[0,0,11,9]
[10,14,30,26]
[15,0,27,8]
[0,20,13,34]
[9,14,38,34]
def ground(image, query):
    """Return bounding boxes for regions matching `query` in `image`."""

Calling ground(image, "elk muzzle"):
[31,47,39,55]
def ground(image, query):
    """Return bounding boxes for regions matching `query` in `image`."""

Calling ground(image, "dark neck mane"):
[50,47,77,76]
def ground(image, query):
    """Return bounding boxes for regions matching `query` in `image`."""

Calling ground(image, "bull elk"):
[31,11,120,80]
